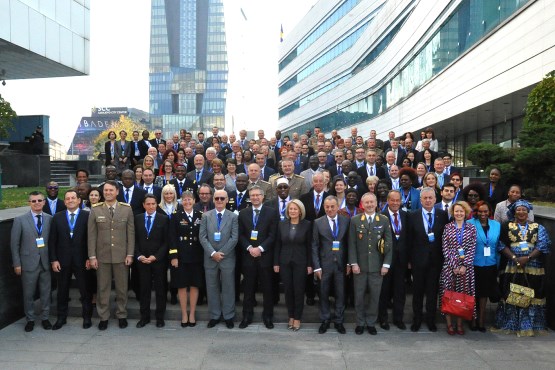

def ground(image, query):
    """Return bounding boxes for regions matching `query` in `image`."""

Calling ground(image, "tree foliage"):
[0,94,17,139]
[466,143,505,170]
[520,71,555,148]
[92,115,149,158]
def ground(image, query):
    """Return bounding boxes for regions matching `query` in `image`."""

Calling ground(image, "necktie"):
[187,214,192,223]
[237,192,243,205]
[254,209,260,226]
[281,199,287,214]
[109,206,114,217]
[315,193,321,213]
[179,182,183,196]
[338,166,342,175]
[393,212,399,233]
[332,218,337,238]
[145,186,150,193]
[217,212,222,229]
[444,203,449,212]
[146,215,152,233]
[36,214,42,230]
[427,212,433,233]
[70,212,75,224]
[370,166,374,176]
[260,170,264,180]
[196,171,201,182]
[125,188,130,203]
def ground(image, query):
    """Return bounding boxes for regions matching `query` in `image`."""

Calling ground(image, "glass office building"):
[278,0,555,166]
[149,0,228,134]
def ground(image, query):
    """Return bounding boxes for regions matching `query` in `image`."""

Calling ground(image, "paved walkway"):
[1,317,554,369]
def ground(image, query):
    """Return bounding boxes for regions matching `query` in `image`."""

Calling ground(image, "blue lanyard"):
[345,207,357,217]
[66,210,79,235]
[489,183,494,197]
[379,202,388,213]
[423,210,434,232]
[145,214,154,236]
[401,189,410,207]
[518,223,528,241]
[390,213,401,235]
[456,222,465,246]
[34,215,43,237]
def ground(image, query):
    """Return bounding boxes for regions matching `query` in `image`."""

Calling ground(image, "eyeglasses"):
[29,199,44,203]
[47,186,59,190]
[199,193,211,196]
[214,197,226,201]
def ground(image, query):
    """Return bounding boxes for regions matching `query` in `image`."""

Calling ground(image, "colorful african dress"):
[439,221,477,318]
[495,221,551,337]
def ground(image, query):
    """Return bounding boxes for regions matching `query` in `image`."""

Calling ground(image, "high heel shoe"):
[447,325,455,336]
[456,326,465,335]
[288,318,294,330]
[292,320,301,332]
[181,322,188,328]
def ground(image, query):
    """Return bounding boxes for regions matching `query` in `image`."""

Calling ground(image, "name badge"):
[69,232,74,238]
[458,248,465,259]
[427,233,435,242]
[214,232,221,242]
[519,241,529,252]
[250,230,258,241]
[332,241,340,251]
[36,238,45,248]
[395,234,400,240]
[280,215,285,221]
[483,246,491,257]
[402,207,408,212]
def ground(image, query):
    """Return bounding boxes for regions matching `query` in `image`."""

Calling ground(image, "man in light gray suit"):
[11,191,53,332]
[312,196,350,335]
[199,189,239,329]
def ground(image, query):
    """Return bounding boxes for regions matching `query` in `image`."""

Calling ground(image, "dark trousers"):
[137,260,167,320]
[56,262,92,319]
[242,261,273,319]
[378,253,407,323]
[280,261,306,320]
[319,263,345,323]
[412,263,441,324]
[305,273,316,299]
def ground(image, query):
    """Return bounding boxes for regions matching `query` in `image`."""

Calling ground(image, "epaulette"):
[293,174,304,179]
[259,180,271,185]
[118,202,131,206]
[93,202,104,207]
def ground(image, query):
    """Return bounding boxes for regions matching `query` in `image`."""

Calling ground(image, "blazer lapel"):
[27,212,39,237]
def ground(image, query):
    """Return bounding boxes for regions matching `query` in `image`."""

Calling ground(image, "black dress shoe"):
[83,318,92,329]
[42,320,52,330]
[410,322,421,332]
[156,319,165,328]
[380,322,390,331]
[355,326,365,335]
[239,319,252,329]
[367,326,377,335]
[427,322,437,332]
[24,321,34,332]
[188,321,196,327]
[52,319,67,330]
[318,320,330,334]
[393,321,406,330]
[98,320,108,330]
[225,319,234,329]
[207,319,220,328]
[334,323,346,334]
[264,319,274,329]
[306,297,315,306]
[136,319,150,328]
[478,326,487,333]
[181,322,188,328]
[118,318,128,329]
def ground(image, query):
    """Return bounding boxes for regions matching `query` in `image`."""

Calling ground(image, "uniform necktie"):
[109,206,114,217]
[36,214,42,230]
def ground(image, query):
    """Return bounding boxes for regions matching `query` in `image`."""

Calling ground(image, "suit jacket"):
[169,209,204,264]
[199,208,239,269]
[274,219,313,268]
[169,178,198,199]
[381,209,409,267]
[87,202,135,263]
[327,163,345,179]
[117,185,147,215]
[149,138,166,148]
[186,169,214,186]
[406,208,449,269]
[300,190,328,221]
[43,198,66,215]
[312,214,349,271]
[293,156,309,174]
[260,166,276,182]
[385,148,406,167]
[348,212,392,273]
[238,205,278,268]
[357,164,386,190]
[399,187,422,211]
[48,209,89,268]
[134,212,168,262]
[415,149,438,165]
[226,190,251,213]
[104,140,123,167]
[137,139,152,159]
[142,184,163,204]
[128,140,141,164]
[11,211,52,271]
[444,166,461,176]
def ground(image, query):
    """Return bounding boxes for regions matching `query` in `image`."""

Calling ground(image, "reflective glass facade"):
[150,0,227,134]
[282,0,530,135]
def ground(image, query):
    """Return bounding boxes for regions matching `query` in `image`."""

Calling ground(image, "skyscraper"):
[149,0,228,135]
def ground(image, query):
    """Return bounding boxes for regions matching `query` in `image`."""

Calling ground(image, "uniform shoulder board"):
[93,202,104,207]
[118,202,131,206]
[259,180,271,185]
[294,174,304,179]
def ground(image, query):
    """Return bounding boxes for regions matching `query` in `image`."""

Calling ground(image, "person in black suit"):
[357,149,386,192]
[118,170,147,215]
[327,150,346,179]
[43,181,66,215]
[406,187,449,332]
[141,168,163,203]
[169,165,198,200]
[299,172,328,305]
[149,129,166,148]
[382,131,396,153]
[312,196,350,334]
[226,173,251,214]
[49,190,92,330]
[169,191,204,327]
[186,155,214,186]
[378,190,409,330]
[255,152,276,181]
[137,130,153,160]
[441,153,461,176]
[274,199,312,331]
[135,194,169,328]
[238,185,278,329]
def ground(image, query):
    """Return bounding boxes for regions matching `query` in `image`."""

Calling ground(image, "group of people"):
[10,126,551,337]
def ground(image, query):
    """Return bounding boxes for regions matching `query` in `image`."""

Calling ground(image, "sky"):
[2,0,318,149]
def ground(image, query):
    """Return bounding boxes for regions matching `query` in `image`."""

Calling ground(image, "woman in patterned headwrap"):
[495,200,552,336]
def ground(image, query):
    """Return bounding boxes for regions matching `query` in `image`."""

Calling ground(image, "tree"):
[466,143,505,170]
[92,115,149,158]
[0,94,17,139]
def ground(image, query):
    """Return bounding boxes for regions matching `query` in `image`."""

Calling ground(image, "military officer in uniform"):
[88,180,135,330]
[246,163,273,202]
[269,159,308,200]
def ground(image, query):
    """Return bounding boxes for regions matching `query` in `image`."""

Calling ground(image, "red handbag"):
[441,290,475,321]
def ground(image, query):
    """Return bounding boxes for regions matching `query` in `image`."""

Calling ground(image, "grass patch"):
[0,187,70,210]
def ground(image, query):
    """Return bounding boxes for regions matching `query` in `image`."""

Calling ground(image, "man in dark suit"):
[406,187,449,332]
[255,152,276,182]
[43,181,66,215]
[11,191,53,332]
[327,150,346,178]
[434,183,457,219]
[149,129,166,148]
[238,185,278,329]
[135,194,169,328]
[170,165,197,200]
[199,190,239,329]
[137,130,153,160]
[442,153,461,176]
[128,131,142,166]
[141,168,163,203]
[118,169,147,215]
[313,196,350,334]
[227,173,251,214]
[300,172,328,305]
[357,149,386,192]
[378,190,409,330]
[49,190,92,330]
[382,131,396,153]
[187,154,214,186]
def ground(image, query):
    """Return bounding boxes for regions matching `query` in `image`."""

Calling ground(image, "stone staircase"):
[50,161,75,186]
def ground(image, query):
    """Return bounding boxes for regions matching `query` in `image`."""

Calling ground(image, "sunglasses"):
[214,197,226,201]
[29,199,44,203]
[47,186,59,190]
